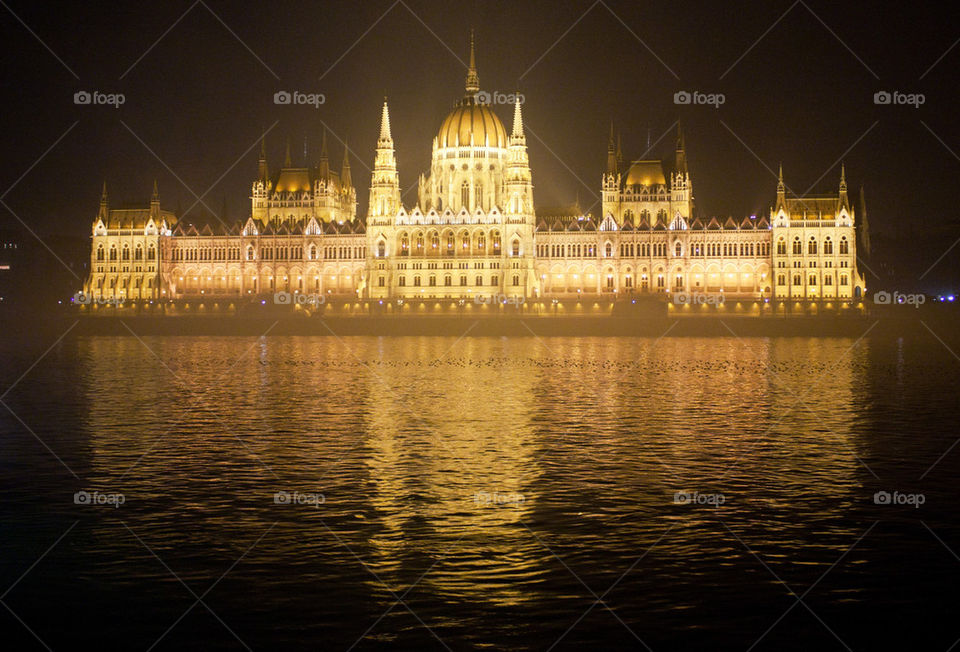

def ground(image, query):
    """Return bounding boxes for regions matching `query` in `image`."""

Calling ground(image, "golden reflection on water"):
[77,335,870,606]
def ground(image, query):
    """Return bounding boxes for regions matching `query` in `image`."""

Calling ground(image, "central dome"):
[437,97,508,149]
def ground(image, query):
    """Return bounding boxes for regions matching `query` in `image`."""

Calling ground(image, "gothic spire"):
[777,163,785,193]
[318,128,330,179]
[511,96,524,138]
[379,98,393,143]
[341,139,352,189]
[606,120,618,175]
[465,30,479,95]
[675,125,687,176]
[101,181,108,203]
[151,179,159,202]
[258,134,269,182]
[839,162,849,210]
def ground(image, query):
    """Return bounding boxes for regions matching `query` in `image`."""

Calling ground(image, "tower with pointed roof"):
[368,100,400,223]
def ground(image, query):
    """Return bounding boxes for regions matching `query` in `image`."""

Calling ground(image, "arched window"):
[400,235,409,254]
[605,243,613,257]
[416,234,424,251]
[461,181,470,209]
[444,275,452,286]
[311,245,318,260]
[246,245,255,260]
[675,242,682,257]
[808,238,817,255]
[96,245,105,261]
[376,242,385,257]
[792,238,802,255]
[446,233,454,252]
[413,275,421,286]
[121,245,130,261]
[110,246,117,261]
[492,232,501,251]
[477,233,485,249]
[134,245,143,261]
[511,240,520,256]
[512,274,520,286]
[777,238,786,255]
[429,275,437,286]
[823,238,833,254]
[839,237,849,254]
[430,232,439,250]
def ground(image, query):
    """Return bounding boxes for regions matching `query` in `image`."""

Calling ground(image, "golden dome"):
[437,99,508,149]
[625,160,666,187]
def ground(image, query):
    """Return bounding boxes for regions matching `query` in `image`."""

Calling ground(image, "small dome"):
[437,96,508,149]
[625,160,666,187]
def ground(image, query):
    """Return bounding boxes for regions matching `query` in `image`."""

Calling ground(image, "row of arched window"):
[777,273,850,286]
[171,247,241,261]
[96,244,155,261]
[394,230,517,257]
[777,236,849,256]
[393,274,522,287]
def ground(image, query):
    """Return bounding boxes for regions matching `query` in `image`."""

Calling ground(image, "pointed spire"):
[318,129,330,179]
[379,98,393,143]
[606,121,618,175]
[100,181,108,203]
[465,30,479,95]
[258,134,269,182]
[341,139,352,189]
[284,138,292,167]
[616,133,623,166]
[511,96,524,138]
[675,125,687,176]
[151,179,159,202]
[775,163,786,213]
[839,162,849,210]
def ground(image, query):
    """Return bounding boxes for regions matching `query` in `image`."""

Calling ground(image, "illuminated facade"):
[82,39,865,305]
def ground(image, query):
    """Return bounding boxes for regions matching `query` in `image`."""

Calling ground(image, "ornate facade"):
[82,39,865,307]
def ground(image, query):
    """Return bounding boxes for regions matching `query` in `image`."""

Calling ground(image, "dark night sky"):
[1,1,957,289]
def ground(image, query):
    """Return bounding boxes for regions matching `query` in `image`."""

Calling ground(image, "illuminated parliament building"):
[82,40,866,309]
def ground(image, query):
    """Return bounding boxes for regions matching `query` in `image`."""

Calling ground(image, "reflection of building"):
[81,36,865,305]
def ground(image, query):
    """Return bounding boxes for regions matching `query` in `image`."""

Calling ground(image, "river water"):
[1,333,958,650]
